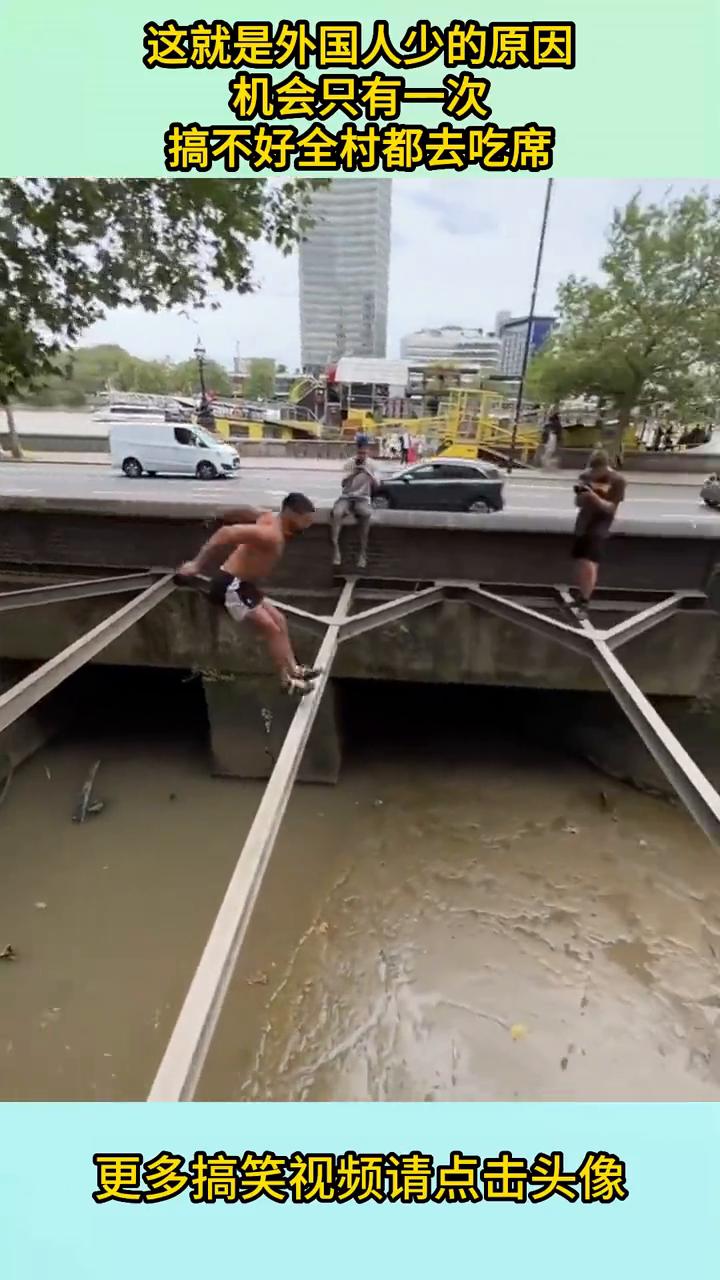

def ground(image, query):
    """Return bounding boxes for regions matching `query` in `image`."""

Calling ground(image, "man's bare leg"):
[574,558,597,604]
[260,604,321,686]
[247,606,310,693]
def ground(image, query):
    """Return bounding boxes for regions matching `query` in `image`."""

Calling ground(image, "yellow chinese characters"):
[148,17,573,174]
[93,1148,629,1204]
[143,19,576,71]
[164,123,556,174]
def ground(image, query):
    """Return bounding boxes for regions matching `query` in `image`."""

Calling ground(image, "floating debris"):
[510,1023,527,1041]
[245,971,269,986]
[0,944,16,961]
[34,902,47,910]
[72,760,102,824]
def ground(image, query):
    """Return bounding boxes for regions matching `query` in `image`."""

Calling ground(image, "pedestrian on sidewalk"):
[540,411,562,469]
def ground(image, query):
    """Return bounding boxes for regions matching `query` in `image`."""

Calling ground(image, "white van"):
[110,423,240,480]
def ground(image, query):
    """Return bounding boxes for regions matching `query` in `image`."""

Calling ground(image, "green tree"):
[245,357,276,401]
[114,357,171,394]
[170,358,233,398]
[0,178,315,456]
[529,191,720,450]
[70,344,135,394]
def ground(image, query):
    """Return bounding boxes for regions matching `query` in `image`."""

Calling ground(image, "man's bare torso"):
[221,512,284,583]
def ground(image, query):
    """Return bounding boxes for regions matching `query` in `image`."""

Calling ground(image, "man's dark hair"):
[282,492,315,515]
[589,448,609,469]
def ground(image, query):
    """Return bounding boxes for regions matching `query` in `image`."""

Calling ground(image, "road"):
[0,459,715,524]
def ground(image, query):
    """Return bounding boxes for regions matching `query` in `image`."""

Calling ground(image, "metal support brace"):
[339,586,445,643]
[264,597,331,636]
[0,573,163,614]
[0,576,175,735]
[147,580,355,1103]
[590,637,720,847]
[463,584,593,657]
[602,594,689,650]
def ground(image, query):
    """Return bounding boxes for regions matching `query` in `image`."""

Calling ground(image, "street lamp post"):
[194,339,208,412]
[507,177,554,474]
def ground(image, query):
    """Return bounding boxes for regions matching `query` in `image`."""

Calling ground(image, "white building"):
[400,325,501,386]
[299,179,392,373]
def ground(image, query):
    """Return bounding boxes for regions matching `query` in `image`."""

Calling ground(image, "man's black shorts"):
[572,531,608,564]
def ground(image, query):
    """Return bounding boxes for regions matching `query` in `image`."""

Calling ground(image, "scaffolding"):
[0,569,718,1101]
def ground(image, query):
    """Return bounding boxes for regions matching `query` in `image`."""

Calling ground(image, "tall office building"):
[299,179,392,372]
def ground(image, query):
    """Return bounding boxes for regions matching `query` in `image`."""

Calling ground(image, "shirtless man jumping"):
[177,492,318,696]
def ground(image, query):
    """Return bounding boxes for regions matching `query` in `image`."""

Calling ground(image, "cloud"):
[86,178,720,370]
[405,179,499,236]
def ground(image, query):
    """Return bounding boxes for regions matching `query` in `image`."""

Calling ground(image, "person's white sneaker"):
[283,676,312,697]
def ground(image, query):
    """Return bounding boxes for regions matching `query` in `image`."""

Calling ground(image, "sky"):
[86,178,720,371]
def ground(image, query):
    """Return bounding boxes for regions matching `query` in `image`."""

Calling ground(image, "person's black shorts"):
[572,531,608,564]
[209,570,264,620]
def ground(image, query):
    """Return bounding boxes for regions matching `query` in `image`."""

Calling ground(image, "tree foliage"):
[21,345,234,405]
[170,358,233,397]
[244,358,276,401]
[0,177,315,454]
[528,191,720,443]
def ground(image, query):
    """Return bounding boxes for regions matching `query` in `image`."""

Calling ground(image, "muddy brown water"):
[1,675,719,1102]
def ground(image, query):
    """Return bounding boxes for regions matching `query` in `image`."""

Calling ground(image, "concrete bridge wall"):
[1,581,718,784]
[0,585,715,698]
[2,499,720,783]
[1,499,719,596]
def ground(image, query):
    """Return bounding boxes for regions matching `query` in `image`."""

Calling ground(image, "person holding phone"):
[571,449,626,607]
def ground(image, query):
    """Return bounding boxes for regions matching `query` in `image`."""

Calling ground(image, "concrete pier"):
[0,660,73,783]
[202,674,342,784]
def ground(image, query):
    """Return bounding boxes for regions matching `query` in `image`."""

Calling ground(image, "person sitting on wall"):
[331,436,378,571]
